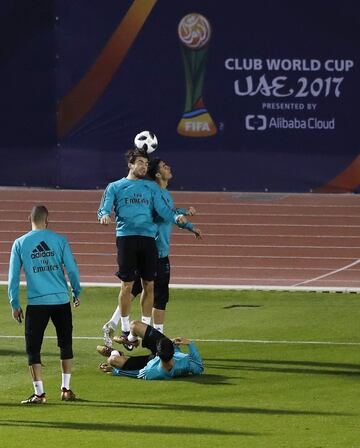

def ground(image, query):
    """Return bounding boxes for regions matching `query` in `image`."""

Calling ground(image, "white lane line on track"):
[0,252,356,262]
[4,234,360,241]
[2,245,360,253]
[82,244,360,249]
[196,213,360,218]
[0,199,100,204]
[3,221,360,228]
[0,335,359,346]
[74,266,360,272]
[5,209,360,219]
[2,247,360,256]
[292,259,360,287]
[2,201,360,209]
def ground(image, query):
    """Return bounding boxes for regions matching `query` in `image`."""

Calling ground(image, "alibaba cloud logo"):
[245,115,267,131]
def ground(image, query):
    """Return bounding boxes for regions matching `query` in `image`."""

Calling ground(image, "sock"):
[121,316,130,333]
[154,324,164,333]
[141,316,151,325]
[128,332,138,342]
[33,380,44,396]
[61,373,71,390]
[111,350,120,357]
[110,307,121,327]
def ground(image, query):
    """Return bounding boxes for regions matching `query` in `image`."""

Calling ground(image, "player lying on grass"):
[97,320,204,380]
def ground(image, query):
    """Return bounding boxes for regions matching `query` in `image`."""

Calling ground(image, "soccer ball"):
[134,130,158,154]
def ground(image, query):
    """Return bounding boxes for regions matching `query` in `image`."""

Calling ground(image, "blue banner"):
[0,0,359,192]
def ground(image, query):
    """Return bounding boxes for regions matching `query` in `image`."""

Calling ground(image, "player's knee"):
[60,345,73,360]
[108,354,120,367]
[121,281,135,294]
[142,280,154,293]
[130,320,141,333]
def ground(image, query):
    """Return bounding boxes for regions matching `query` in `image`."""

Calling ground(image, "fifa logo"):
[177,13,217,137]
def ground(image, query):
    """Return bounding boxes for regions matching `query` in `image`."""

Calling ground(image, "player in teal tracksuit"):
[101,157,202,347]
[98,321,204,380]
[8,229,81,310]
[97,177,182,238]
[8,205,81,404]
[97,149,192,349]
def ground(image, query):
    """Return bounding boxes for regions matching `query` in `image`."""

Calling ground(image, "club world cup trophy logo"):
[177,13,217,137]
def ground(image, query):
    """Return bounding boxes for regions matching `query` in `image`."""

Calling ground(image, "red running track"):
[1,188,360,291]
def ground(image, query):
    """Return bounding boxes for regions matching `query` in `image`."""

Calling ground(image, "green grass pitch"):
[0,286,359,447]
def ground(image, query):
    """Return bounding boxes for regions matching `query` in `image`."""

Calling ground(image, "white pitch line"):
[292,259,360,287]
[1,280,360,292]
[194,339,360,346]
[0,335,359,346]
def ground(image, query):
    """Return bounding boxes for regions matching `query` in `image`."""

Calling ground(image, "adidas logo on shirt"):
[31,241,55,259]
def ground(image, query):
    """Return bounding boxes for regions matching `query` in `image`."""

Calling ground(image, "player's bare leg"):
[21,364,47,404]
[140,279,154,324]
[119,281,134,318]
[152,308,165,333]
[130,320,148,339]
[113,320,145,348]
[108,353,130,369]
[119,280,137,350]
[60,359,76,401]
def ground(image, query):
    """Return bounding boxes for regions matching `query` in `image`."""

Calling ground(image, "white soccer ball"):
[134,130,158,154]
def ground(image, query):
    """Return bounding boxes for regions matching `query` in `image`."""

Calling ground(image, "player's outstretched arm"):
[191,227,203,240]
[186,206,196,216]
[152,184,189,225]
[172,337,204,375]
[97,183,115,222]
[172,336,191,345]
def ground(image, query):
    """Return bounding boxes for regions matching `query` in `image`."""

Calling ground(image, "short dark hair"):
[125,148,150,165]
[147,158,163,180]
[156,337,174,362]
[30,205,48,224]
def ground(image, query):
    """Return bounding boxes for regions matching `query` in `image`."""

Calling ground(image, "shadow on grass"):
[0,401,351,416]
[0,419,258,436]
[172,373,235,384]
[204,358,360,376]
[0,349,58,357]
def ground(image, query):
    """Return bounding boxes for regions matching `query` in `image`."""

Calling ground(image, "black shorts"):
[121,354,155,371]
[116,236,158,282]
[122,325,171,371]
[132,256,170,310]
[25,303,73,364]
